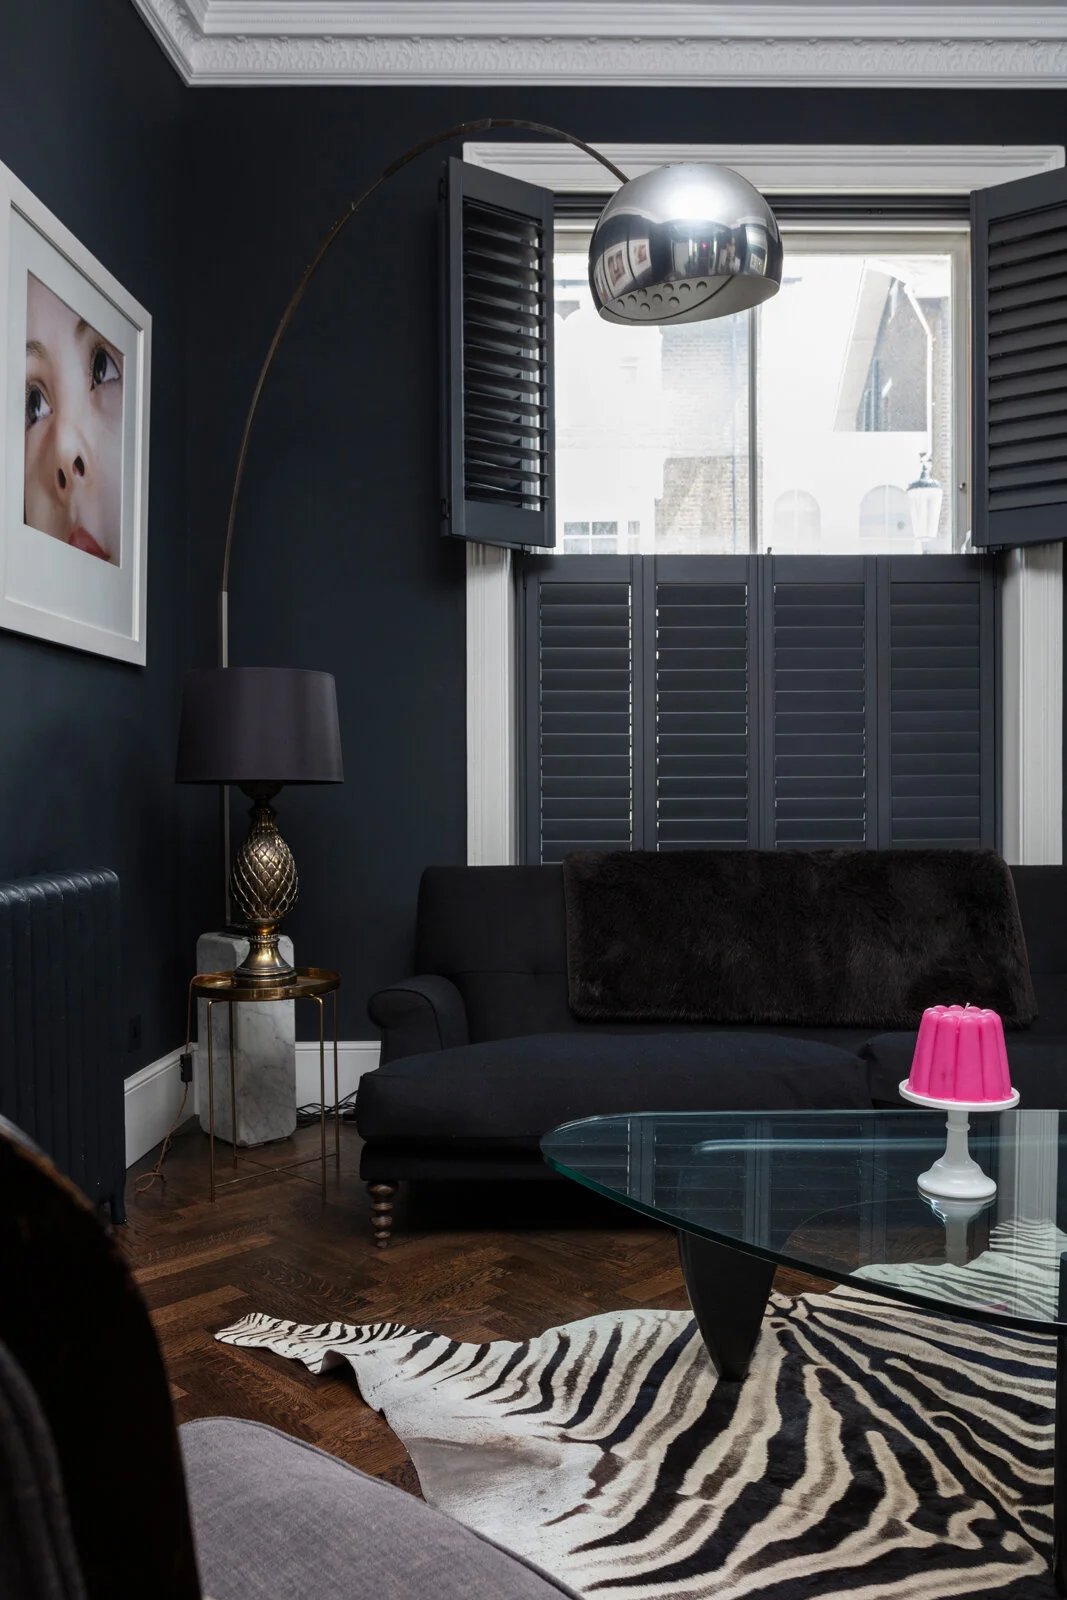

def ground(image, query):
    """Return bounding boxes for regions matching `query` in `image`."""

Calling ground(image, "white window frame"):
[463,143,1065,868]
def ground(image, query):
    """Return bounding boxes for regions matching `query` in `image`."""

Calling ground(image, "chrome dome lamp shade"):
[589,162,783,326]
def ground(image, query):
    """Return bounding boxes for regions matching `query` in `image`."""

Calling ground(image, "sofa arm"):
[368,975,469,1063]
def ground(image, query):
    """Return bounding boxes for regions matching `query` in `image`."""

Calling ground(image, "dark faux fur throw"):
[563,848,1037,1028]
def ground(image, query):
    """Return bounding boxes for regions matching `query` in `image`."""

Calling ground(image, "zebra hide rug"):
[217,1286,1056,1598]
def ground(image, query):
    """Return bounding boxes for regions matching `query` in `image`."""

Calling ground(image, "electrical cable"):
[296,1089,359,1125]
[133,977,201,1195]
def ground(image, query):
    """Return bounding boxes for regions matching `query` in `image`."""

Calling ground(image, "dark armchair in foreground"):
[0,1117,582,1600]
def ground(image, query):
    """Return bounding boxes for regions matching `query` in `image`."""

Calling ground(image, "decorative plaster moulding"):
[132,2,1067,87]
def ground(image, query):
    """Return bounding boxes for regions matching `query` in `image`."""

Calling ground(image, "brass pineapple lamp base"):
[176,667,343,979]
[230,784,299,983]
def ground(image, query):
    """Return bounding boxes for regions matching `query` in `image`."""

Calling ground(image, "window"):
[772,490,821,552]
[451,144,1065,871]
[531,218,987,866]
[555,236,750,555]
[858,485,913,549]
[554,227,968,555]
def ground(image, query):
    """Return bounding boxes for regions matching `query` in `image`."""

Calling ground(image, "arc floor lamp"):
[176,118,784,983]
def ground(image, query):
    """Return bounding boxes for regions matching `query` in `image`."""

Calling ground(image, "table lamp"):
[176,666,343,984]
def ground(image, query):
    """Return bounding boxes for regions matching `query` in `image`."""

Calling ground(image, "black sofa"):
[358,860,1067,1243]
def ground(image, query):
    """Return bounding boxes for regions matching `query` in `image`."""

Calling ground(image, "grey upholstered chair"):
[0,1117,580,1600]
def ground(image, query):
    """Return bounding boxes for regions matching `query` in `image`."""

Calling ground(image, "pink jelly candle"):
[907,1004,1012,1102]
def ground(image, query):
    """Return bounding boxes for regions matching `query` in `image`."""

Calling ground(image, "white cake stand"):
[898,1081,1019,1200]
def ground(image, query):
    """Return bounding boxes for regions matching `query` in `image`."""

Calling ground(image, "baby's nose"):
[55,449,86,496]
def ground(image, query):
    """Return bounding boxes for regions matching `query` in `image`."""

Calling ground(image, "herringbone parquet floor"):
[122,1121,827,1491]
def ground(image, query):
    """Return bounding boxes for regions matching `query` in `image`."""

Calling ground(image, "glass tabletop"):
[541,1110,1067,1334]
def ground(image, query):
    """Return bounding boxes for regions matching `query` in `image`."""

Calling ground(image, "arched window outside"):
[859,484,912,549]
[771,489,821,553]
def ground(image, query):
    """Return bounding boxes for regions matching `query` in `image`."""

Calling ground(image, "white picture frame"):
[0,158,151,665]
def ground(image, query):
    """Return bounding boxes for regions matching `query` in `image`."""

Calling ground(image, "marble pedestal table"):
[196,932,296,1147]
[190,966,341,1201]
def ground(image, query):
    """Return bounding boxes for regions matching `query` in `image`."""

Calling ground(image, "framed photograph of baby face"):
[0,159,151,665]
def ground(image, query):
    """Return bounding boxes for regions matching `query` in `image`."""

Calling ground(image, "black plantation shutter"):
[654,557,758,849]
[877,556,996,848]
[441,159,555,550]
[762,558,875,848]
[523,556,638,863]
[521,556,996,861]
[973,166,1067,548]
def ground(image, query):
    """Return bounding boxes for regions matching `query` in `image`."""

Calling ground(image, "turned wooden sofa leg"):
[368,1181,398,1248]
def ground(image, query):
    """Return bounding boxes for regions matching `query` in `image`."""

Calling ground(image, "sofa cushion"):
[863,1031,1067,1109]
[356,1032,872,1148]
[412,864,1065,1047]
[415,866,578,1041]
[1007,866,1067,1034]
[563,848,1037,1028]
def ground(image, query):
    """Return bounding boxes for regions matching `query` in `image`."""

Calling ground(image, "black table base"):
[677,1231,776,1383]
[678,1227,1067,1593]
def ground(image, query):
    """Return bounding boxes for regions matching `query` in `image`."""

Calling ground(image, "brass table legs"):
[205,990,341,1201]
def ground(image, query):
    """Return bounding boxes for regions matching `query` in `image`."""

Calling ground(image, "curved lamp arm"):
[218,119,628,665]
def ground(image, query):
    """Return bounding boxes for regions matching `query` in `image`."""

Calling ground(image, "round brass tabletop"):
[191,966,340,1003]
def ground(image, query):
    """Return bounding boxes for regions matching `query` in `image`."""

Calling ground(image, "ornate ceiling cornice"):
[131,2,1067,87]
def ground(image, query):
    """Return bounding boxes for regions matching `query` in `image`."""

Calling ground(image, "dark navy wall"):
[184,87,1067,1034]
[0,0,211,1070]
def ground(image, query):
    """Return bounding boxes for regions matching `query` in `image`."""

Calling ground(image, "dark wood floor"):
[122,1120,827,1491]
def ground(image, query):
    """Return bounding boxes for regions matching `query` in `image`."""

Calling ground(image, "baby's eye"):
[89,346,120,389]
[26,385,51,430]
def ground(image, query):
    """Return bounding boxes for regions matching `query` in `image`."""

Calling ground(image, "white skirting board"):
[124,1049,187,1169]
[124,1041,381,1168]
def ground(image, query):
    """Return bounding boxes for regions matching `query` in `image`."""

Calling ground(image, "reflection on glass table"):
[543,1110,1067,1332]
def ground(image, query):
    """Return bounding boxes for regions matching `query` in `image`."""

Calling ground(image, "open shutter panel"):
[973,165,1067,547]
[654,557,758,849]
[442,158,555,550]
[523,557,636,863]
[763,558,875,848]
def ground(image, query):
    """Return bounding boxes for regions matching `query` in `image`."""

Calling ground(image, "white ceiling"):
[132,2,1067,87]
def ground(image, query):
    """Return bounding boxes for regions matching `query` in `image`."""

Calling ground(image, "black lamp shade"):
[176,667,343,785]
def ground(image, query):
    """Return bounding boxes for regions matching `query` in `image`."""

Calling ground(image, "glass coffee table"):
[542,1108,1067,1590]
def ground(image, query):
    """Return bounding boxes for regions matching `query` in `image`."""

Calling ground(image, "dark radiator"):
[0,870,124,1221]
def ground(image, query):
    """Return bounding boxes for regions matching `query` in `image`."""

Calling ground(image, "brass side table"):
[188,967,341,1201]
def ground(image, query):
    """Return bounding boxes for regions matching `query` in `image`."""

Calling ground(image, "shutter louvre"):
[766,558,873,848]
[523,558,634,863]
[880,555,995,849]
[973,166,1067,547]
[654,556,756,849]
[442,159,555,550]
